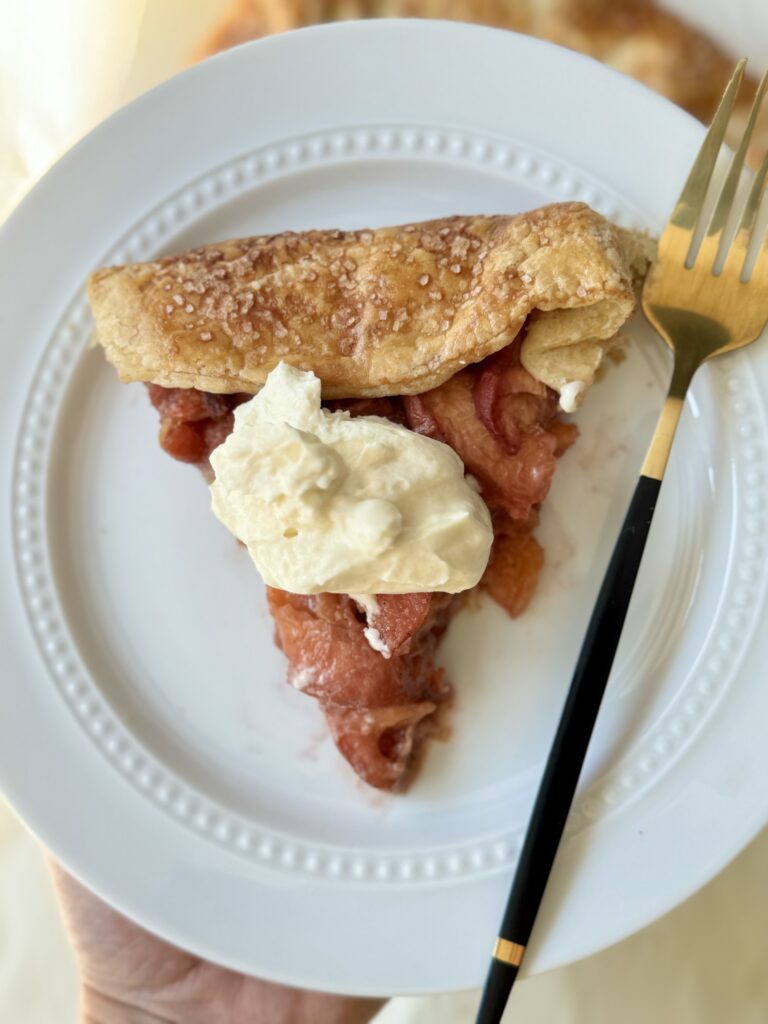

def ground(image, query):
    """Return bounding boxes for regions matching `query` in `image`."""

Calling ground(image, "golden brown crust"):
[88,202,647,399]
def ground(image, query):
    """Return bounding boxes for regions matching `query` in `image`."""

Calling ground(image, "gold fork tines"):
[701,68,768,278]
[641,58,768,481]
[670,59,747,235]
[723,146,768,282]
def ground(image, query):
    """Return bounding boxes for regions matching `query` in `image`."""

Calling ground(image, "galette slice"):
[88,204,652,789]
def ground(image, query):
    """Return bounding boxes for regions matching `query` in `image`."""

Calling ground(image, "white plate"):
[1,21,767,997]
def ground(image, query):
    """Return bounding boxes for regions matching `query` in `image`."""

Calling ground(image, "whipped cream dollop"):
[558,379,588,413]
[209,363,493,595]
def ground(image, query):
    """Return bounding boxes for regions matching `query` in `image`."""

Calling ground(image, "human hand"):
[50,861,385,1024]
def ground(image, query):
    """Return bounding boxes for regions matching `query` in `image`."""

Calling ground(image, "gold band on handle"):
[640,394,685,481]
[492,938,526,967]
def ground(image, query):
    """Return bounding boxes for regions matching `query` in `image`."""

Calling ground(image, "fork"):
[475,59,768,1024]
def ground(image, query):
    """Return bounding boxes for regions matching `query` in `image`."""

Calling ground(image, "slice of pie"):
[88,202,653,790]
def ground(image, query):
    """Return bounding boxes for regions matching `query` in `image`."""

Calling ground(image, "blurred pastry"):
[193,0,766,161]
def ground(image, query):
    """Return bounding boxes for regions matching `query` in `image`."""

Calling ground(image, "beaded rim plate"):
[1,21,767,996]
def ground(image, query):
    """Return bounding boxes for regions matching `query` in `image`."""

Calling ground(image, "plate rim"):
[1,19,768,995]
[12,117,768,877]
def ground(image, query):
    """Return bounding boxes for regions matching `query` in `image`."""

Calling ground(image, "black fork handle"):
[475,473,661,1022]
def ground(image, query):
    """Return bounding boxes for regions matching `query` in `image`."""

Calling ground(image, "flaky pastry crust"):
[88,202,651,401]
